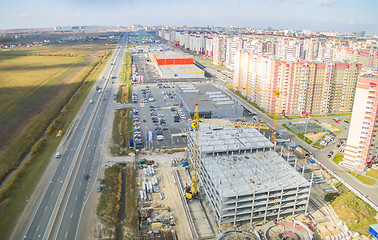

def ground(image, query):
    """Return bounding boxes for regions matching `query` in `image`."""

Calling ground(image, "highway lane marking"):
[76,196,78,201]
[65,232,68,239]
[44,206,48,212]
[71,212,73,218]
[51,190,55,195]
[36,225,39,231]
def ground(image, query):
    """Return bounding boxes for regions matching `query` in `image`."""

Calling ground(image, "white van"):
[55,152,61,158]
[157,135,165,141]
[90,100,93,104]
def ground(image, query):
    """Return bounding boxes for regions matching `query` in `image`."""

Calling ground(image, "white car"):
[157,135,165,141]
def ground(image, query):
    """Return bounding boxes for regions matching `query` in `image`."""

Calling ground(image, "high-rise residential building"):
[356,31,366,37]
[205,37,214,58]
[333,48,378,69]
[225,37,243,70]
[213,36,228,66]
[342,75,378,173]
[303,38,320,61]
[233,51,362,116]
[156,27,377,76]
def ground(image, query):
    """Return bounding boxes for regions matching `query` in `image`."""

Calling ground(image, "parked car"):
[327,151,334,158]
[97,186,102,192]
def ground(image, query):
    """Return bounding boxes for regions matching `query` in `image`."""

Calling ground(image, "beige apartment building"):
[343,75,378,173]
[213,35,228,66]
[233,51,361,115]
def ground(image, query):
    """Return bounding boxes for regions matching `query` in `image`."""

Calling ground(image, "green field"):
[0,39,114,238]
[366,168,378,179]
[330,184,377,236]
[111,108,133,156]
[332,154,344,164]
[347,171,377,185]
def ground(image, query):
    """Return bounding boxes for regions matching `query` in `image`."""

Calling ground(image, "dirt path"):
[138,152,193,240]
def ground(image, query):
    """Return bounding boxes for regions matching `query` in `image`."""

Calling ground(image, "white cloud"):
[233,0,239,5]
[316,0,336,6]
[348,20,355,25]
[18,13,29,17]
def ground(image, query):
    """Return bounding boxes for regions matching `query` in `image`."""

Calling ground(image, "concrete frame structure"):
[187,124,312,226]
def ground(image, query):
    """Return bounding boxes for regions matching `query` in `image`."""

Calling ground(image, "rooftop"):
[159,64,204,74]
[175,83,241,112]
[154,51,192,59]
[198,124,273,153]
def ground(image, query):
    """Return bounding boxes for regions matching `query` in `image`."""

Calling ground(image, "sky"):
[0,0,377,34]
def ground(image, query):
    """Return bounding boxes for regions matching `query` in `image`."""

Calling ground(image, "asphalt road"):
[23,36,128,240]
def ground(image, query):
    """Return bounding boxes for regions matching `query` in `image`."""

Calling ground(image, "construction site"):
[131,125,365,240]
[186,123,312,228]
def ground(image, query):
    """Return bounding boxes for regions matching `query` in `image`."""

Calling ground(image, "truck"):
[295,147,309,158]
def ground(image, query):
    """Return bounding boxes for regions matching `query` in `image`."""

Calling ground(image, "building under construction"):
[187,123,312,226]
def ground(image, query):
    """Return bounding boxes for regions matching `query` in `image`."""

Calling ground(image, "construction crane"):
[184,104,269,200]
[223,83,281,143]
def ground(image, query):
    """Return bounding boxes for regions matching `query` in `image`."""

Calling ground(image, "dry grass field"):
[0,43,112,182]
[0,39,115,238]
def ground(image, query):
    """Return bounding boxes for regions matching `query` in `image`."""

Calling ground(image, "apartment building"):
[157,28,377,74]
[213,35,228,66]
[205,37,213,58]
[225,37,243,70]
[343,75,378,173]
[303,38,320,60]
[333,48,378,69]
[233,51,361,115]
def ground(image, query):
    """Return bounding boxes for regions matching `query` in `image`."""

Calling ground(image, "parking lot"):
[132,84,188,150]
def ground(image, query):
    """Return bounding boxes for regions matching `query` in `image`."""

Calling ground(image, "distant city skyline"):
[0,0,377,34]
